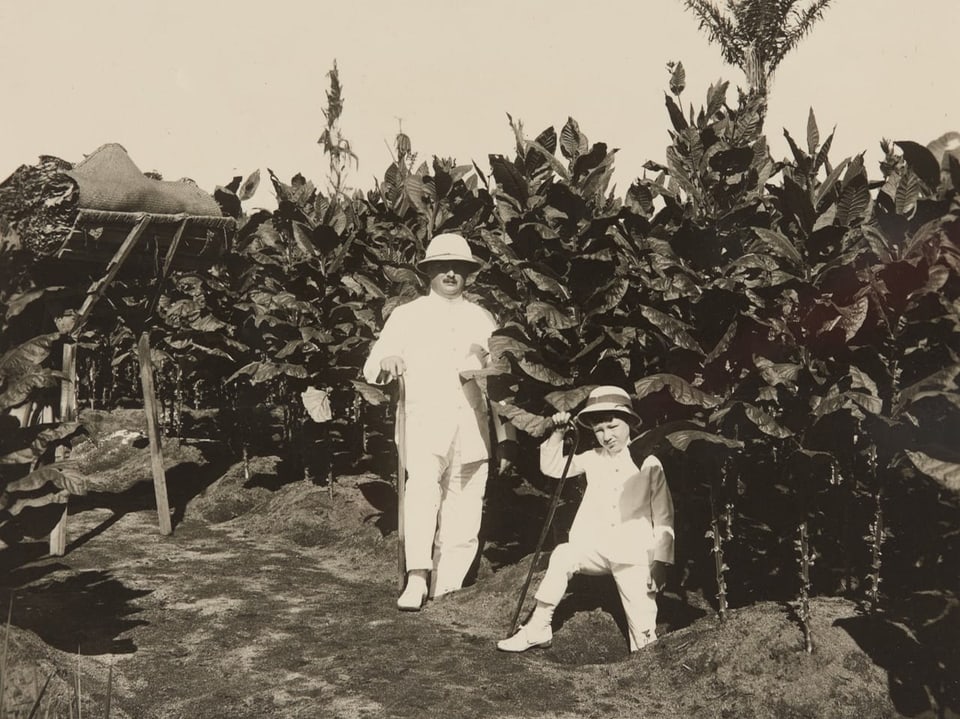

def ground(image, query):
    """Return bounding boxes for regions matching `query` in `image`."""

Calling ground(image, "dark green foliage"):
[2,64,956,620]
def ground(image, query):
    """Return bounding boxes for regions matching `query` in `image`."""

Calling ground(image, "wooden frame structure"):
[48,209,236,555]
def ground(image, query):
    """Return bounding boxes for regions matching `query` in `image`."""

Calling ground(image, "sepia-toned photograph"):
[0,1,957,717]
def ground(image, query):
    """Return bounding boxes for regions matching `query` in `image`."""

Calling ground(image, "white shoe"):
[397,582,427,611]
[496,625,553,653]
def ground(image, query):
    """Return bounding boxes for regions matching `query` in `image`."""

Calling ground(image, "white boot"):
[397,570,428,611]
[496,624,553,652]
[496,601,554,652]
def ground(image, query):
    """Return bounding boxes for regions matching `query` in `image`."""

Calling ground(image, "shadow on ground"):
[6,569,151,655]
[836,591,960,719]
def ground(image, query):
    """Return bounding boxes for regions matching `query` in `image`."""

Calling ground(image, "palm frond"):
[681,0,745,66]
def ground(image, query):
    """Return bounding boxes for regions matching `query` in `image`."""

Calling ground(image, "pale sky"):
[1,1,957,209]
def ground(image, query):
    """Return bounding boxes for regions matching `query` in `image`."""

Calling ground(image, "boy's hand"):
[649,561,669,592]
[550,411,573,431]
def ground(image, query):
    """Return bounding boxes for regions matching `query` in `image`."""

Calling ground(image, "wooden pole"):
[137,332,172,535]
[396,377,407,591]
[70,215,151,339]
[49,341,77,556]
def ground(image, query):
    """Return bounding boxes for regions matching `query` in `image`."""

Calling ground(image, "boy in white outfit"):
[497,385,675,653]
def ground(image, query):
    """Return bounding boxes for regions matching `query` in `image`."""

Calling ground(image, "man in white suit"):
[364,233,498,610]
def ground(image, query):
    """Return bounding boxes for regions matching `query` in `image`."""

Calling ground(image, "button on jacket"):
[540,432,675,565]
[363,292,498,463]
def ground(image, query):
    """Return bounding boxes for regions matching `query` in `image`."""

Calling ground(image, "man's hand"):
[649,561,669,593]
[379,356,406,382]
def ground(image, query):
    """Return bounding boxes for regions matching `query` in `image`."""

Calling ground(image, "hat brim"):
[417,254,483,269]
[576,403,641,427]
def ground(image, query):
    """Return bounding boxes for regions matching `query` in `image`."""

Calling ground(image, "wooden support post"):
[137,332,172,535]
[71,215,151,339]
[49,342,77,556]
[146,217,188,320]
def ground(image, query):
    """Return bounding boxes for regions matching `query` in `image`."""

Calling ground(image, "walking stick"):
[508,423,580,635]
[396,375,407,591]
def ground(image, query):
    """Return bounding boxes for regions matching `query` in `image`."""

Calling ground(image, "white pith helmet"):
[417,233,482,270]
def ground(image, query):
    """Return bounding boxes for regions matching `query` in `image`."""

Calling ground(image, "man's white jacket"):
[363,292,497,463]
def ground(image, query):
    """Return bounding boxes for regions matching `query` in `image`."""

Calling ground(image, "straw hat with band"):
[416,233,483,270]
[576,385,641,427]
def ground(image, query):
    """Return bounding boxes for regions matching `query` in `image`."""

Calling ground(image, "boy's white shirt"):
[540,431,675,565]
[363,291,497,462]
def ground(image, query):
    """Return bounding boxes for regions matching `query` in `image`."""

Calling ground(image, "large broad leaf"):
[848,365,880,398]
[2,491,70,516]
[586,278,630,320]
[0,368,63,411]
[751,227,803,266]
[811,389,883,418]
[704,80,729,119]
[280,363,309,379]
[488,155,529,205]
[664,94,688,132]
[226,361,282,385]
[522,266,569,300]
[704,321,738,365]
[382,265,421,287]
[490,400,554,438]
[836,173,870,226]
[4,287,64,323]
[237,169,261,201]
[904,450,960,493]
[0,333,58,381]
[711,402,794,438]
[807,108,820,155]
[640,306,701,353]
[755,357,802,387]
[666,429,744,451]
[895,170,922,215]
[404,174,437,215]
[634,374,721,408]
[949,155,960,193]
[4,463,87,496]
[544,386,595,412]
[517,356,569,385]
[895,141,942,192]
[814,157,850,209]
[822,297,869,341]
[526,301,577,331]
[351,380,390,407]
[892,363,960,416]
[738,403,793,438]
[668,61,686,95]
[559,117,588,161]
[489,334,535,363]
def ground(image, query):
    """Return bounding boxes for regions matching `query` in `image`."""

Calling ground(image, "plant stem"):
[867,488,884,612]
[709,487,728,621]
[0,594,11,718]
[797,521,814,653]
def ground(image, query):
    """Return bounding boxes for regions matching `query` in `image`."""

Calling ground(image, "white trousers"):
[403,442,489,597]
[534,542,657,651]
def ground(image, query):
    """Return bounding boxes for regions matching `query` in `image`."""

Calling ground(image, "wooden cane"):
[508,423,580,635]
[396,374,407,591]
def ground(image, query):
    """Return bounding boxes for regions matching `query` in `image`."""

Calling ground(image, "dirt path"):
[10,489,606,719]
